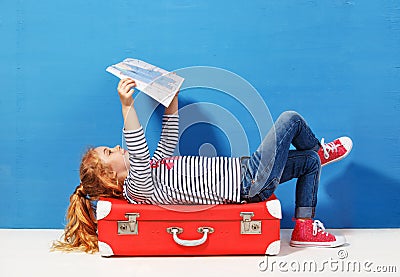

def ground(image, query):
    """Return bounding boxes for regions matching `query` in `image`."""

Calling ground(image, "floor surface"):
[0,229,399,277]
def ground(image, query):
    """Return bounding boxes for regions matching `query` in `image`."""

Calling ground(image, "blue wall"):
[1,0,399,228]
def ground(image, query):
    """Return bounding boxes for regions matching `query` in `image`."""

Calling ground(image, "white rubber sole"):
[290,236,346,248]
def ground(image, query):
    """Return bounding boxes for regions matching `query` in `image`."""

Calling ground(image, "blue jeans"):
[240,111,321,218]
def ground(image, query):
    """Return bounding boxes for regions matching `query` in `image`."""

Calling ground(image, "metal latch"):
[240,212,261,234]
[118,213,140,235]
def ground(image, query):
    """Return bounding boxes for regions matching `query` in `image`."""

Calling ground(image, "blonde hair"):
[51,148,124,253]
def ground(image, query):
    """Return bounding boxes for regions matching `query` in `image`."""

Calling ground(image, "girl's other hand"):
[117,78,137,107]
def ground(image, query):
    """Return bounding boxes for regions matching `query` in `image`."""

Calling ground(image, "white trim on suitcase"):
[265,240,280,255]
[266,199,282,219]
[96,200,112,220]
[98,241,114,257]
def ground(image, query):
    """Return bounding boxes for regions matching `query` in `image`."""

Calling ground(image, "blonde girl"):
[53,78,352,253]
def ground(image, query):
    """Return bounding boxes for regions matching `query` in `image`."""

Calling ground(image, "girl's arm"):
[152,93,180,160]
[118,79,154,202]
[164,92,179,115]
[118,78,141,130]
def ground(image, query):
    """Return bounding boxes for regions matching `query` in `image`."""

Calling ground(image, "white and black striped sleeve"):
[152,114,179,161]
[123,126,153,203]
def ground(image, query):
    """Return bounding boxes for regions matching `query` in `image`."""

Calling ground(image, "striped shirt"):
[122,114,242,204]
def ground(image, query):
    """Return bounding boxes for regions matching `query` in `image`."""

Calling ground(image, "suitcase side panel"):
[97,196,281,256]
[98,218,280,256]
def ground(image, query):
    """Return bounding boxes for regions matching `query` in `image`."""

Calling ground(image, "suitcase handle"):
[166,227,214,247]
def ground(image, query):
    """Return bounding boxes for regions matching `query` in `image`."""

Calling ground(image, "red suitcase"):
[96,195,281,257]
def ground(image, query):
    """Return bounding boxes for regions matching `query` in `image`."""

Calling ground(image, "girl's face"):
[95,145,129,179]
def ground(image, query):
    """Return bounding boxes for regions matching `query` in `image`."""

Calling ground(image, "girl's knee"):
[278,110,302,123]
[306,150,321,170]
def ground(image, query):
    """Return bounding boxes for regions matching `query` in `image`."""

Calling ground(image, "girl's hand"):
[165,89,179,115]
[117,78,137,108]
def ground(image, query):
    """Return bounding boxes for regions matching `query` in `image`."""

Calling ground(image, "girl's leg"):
[285,152,346,248]
[279,150,321,218]
[239,111,348,248]
[241,111,320,202]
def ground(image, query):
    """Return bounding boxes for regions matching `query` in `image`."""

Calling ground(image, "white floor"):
[0,229,399,277]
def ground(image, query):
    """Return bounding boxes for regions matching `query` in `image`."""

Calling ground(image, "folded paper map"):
[106,58,184,107]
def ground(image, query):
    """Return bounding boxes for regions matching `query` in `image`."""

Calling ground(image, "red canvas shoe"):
[290,219,346,248]
[318,137,353,166]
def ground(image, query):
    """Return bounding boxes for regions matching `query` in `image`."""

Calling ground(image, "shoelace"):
[312,220,329,237]
[320,138,339,159]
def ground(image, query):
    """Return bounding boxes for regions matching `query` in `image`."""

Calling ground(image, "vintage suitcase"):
[96,195,281,257]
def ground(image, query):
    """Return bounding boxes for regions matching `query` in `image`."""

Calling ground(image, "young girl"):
[53,78,352,253]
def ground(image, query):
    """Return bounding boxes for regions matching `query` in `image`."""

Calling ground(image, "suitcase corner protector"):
[96,200,112,220]
[265,240,280,255]
[266,199,282,219]
[98,241,114,257]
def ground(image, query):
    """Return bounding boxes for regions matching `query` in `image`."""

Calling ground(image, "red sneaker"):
[290,219,346,248]
[318,137,353,166]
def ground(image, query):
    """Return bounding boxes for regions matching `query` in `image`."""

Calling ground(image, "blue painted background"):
[1,0,399,228]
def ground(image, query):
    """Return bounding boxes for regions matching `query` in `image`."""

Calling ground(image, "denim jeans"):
[240,111,321,218]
